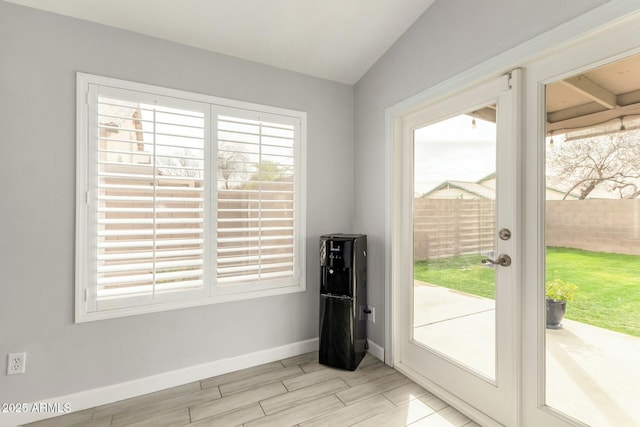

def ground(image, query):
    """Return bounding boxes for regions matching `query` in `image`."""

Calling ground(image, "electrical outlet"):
[7,352,26,375]
[366,305,375,323]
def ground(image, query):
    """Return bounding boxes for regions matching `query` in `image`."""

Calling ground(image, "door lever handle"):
[482,254,512,267]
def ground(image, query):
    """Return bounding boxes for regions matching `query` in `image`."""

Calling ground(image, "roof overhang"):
[546,52,640,136]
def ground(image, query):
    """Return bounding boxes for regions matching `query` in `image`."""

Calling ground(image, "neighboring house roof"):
[424,173,621,200]
[98,100,140,128]
[546,175,619,199]
[477,172,496,185]
[545,176,580,200]
[424,180,496,199]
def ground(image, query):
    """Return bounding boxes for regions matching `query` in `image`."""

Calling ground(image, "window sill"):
[75,282,306,323]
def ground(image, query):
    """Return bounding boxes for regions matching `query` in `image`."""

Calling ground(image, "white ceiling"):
[5,0,437,84]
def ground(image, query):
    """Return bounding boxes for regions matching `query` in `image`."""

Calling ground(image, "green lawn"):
[414,254,496,299]
[414,247,640,337]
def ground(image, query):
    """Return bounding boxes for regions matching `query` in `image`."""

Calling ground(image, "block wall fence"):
[414,198,640,259]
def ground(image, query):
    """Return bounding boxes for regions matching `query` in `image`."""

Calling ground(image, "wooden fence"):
[414,198,495,259]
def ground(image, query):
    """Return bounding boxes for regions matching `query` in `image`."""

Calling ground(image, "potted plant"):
[546,279,578,329]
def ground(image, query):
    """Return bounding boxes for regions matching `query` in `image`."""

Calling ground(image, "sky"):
[414,114,496,195]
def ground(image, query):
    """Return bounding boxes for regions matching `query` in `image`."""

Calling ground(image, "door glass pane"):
[413,107,497,379]
[545,53,640,426]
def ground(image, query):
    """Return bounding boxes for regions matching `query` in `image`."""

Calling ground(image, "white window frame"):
[76,73,307,322]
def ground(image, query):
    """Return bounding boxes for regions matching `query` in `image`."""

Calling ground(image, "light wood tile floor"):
[24,353,480,427]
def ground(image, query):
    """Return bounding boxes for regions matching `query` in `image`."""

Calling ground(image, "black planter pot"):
[546,299,566,329]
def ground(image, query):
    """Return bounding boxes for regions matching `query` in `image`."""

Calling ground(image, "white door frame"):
[522,13,640,427]
[392,70,522,427]
[384,2,640,426]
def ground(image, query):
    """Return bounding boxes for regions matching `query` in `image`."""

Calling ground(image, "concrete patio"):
[413,281,640,427]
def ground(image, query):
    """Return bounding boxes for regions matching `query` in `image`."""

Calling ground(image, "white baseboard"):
[366,339,385,362]
[2,338,319,427]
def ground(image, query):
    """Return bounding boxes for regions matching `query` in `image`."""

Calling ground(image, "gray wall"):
[0,0,615,406]
[353,0,609,346]
[0,1,353,403]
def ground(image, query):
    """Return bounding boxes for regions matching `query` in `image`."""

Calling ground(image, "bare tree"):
[547,131,640,199]
[156,148,203,179]
[217,147,248,189]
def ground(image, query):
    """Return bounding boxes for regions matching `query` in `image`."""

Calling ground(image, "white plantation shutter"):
[215,110,300,292]
[77,74,306,321]
[89,86,208,311]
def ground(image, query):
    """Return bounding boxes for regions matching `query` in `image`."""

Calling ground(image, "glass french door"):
[523,10,640,427]
[391,8,640,427]
[394,71,521,427]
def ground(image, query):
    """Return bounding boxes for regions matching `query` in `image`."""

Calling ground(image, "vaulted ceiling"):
[4,0,437,84]
[9,0,639,133]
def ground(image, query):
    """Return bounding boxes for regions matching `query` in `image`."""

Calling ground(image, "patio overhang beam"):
[546,103,640,134]
[468,105,496,123]
[560,74,618,110]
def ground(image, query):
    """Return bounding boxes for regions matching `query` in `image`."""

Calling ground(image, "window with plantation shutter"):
[216,111,299,293]
[91,89,207,312]
[77,74,306,321]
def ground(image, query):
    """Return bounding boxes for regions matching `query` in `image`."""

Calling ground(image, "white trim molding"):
[4,339,318,427]
[76,72,308,322]
[366,339,385,363]
[384,0,640,376]
[384,1,640,426]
